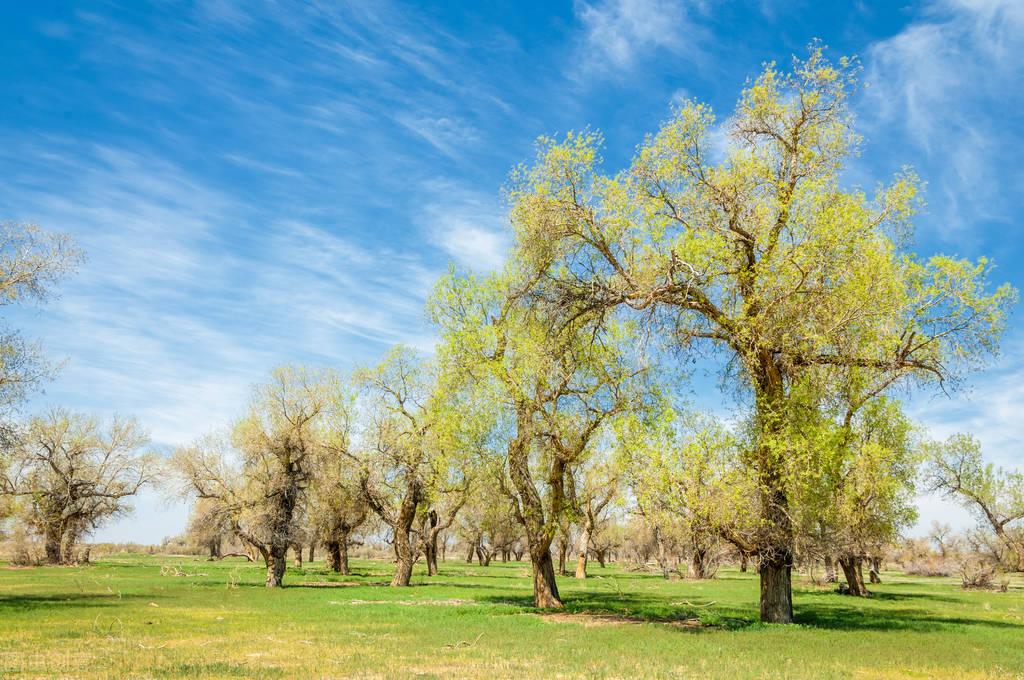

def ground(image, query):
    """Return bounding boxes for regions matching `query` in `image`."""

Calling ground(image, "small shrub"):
[958,556,998,590]
[903,558,954,577]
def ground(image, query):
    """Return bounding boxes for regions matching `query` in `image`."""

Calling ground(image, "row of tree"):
[1,47,1022,626]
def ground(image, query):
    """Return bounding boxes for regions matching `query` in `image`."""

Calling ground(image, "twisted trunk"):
[690,545,711,579]
[839,554,869,596]
[507,412,563,608]
[390,478,421,587]
[327,538,351,574]
[265,544,288,587]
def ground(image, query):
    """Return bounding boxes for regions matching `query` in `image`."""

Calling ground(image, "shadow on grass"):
[481,588,1023,634]
[0,592,146,613]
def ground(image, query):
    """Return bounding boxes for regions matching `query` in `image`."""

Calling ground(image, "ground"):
[1,555,1023,679]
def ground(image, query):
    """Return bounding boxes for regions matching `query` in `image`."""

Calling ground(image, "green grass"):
[1,555,1023,679]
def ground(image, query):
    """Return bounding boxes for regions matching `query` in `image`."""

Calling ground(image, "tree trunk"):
[690,546,710,579]
[292,543,303,568]
[425,534,439,576]
[824,556,837,583]
[838,555,869,597]
[868,556,882,584]
[43,525,63,565]
[759,552,794,622]
[654,526,670,579]
[753,374,796,623]
[265,544,287,587]
[531,548,562,608]
[466,541,476,563]
[506,413,563,608]
[595,550,607,568]
[392,540,415,586]
[339,540,350,575]
[388,476,421,587]
[557,539,568,576]
[308,543,315,563]
[740,551,749,573]
[327,541,342,573]
[574,524,592,579]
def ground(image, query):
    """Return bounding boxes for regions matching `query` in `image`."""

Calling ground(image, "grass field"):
[1,555,1023,679]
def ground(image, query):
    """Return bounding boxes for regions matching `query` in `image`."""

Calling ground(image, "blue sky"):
[1,0,1021,542]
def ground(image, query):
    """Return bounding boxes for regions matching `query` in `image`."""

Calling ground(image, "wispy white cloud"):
[863,0,1024,239]
[420,181,510,272]
[573,0,707,75]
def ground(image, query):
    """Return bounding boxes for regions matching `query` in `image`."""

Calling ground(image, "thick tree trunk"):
[308,543,315,563]
[754,369,796,623]
[265,544,287,587]
[531,549,562,608]
[292,543,303,568]
[759,552,794,623]
[392,543,415,586]
[557,539,568,576]
[388,476,421,587]
[574,524,592,579]
[869,556,882,584]
[425,535,439,576]
[327,541,342,573]
[466,541,476,563]
[339,540,350,575]
[595,550,607,568]
[838,555,869,597]
[208,537,222,560]
[506,411,564,608]
[690,546,710,579]
[43,525,63,565]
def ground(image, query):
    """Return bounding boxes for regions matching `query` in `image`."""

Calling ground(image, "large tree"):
[790,395,920,595]
[350,347,473,586]
[2,409,154,564]
[431,271,649,607]
[173,366,343,587]
[501,48,1014,622]
[570,454,621,579]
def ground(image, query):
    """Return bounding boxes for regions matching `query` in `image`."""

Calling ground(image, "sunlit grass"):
[2,555,1022,678]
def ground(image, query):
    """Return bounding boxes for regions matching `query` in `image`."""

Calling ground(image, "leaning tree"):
[501,47,1014,622]
[928,434,1024,571]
